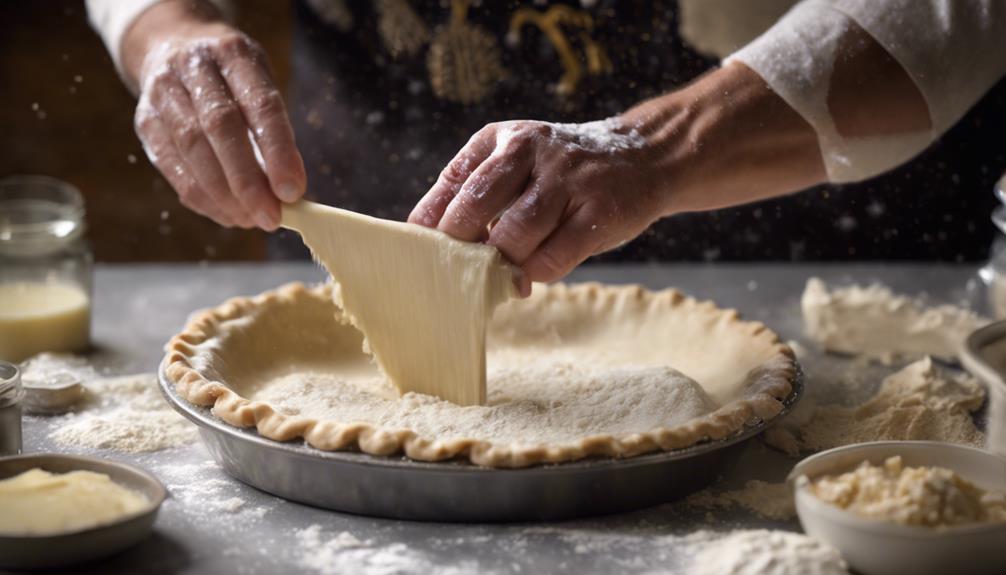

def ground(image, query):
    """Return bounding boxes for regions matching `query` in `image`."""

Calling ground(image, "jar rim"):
[0,361,21,404]
[0,175,86,256]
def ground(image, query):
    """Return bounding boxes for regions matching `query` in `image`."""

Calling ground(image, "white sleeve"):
[726,0,1006,184]
[85,0,165,75]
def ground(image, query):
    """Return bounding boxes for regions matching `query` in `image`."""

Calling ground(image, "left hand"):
[408,119,665,296]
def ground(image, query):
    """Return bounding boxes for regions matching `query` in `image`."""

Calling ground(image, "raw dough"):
[801,277,987,364]
[252,363,717,447]
[281,201,513,406]
[164,282,797,467]
[0,468,148,535]
[808,456,1006,527]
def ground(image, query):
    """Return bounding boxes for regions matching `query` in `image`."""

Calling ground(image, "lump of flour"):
[684,529,848,575]
[49,373,198,453]
[764,357,985,456]
[801,277,987,364]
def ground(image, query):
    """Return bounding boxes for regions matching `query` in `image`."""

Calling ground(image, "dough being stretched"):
[282,201,514,406]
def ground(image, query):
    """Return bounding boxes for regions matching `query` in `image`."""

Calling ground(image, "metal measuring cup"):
[0,361,23,456]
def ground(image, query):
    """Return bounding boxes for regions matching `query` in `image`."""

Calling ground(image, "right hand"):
[130,20,306,229]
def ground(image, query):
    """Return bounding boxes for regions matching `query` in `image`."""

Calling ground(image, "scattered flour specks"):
[685,480,796,520]
[152,459,272,522]
[293,524,482,575]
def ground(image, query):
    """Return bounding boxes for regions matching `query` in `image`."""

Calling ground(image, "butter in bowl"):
[0,454,167,570]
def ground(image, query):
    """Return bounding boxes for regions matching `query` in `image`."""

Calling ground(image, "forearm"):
[120,0,226,93]
[627,0,971,215]
[622,62,826,215]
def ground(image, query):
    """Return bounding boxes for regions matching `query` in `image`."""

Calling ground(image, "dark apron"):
[280,0,1006,262]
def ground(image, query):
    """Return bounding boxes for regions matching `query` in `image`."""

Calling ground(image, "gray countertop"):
[17,262,986,575]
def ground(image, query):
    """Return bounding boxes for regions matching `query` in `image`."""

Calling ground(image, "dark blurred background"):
[0,0,289,261]
[2,1,1004,263]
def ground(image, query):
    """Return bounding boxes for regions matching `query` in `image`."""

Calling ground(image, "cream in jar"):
[0,282,91,363]
[0,176,93,362]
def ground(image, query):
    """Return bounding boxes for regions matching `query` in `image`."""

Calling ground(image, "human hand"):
[410,63,830,295]
[128,14,305,230]
[409,119,666,296]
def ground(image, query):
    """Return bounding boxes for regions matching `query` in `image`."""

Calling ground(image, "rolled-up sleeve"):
[728,0,1006,183]
[85,0,165,75]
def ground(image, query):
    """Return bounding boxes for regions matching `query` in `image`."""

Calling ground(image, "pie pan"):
[158,358,803,521]
[789,441,1006,575]
[0,453,167,570]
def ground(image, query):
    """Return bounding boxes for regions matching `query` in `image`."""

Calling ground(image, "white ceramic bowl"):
[789,441,1006,575]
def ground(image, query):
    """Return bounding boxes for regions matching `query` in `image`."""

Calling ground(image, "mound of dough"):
[801,277,987,364]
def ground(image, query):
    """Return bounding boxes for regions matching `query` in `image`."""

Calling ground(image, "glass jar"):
[0,361,22,456]
[982,173,1006,318]
[0,176,94,362]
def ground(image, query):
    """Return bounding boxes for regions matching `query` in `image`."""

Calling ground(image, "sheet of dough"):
[282,201,514,406]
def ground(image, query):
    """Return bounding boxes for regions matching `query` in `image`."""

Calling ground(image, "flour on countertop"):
[283,512,848,574]
[48,372,198,453]
[684,529,848,575]
[685,480,796,520]
[151,459,272,521]
[801,277,987,364]
[764,357,985,456]
[293,524,481,575]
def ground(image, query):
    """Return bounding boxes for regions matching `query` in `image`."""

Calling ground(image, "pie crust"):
[163,282,797,468]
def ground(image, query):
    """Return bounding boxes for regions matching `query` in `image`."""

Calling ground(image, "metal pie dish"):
[0,453,167,570]
[159,282,805,520]
[789,441,1006,575]
[158,360,803,521]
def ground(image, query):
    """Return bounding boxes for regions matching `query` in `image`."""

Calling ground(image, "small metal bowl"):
[960,319,1006,457]
[789,441,1006,575]
[0,454,167,570]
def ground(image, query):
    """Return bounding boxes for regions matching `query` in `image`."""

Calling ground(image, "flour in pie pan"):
[164,282,796,467]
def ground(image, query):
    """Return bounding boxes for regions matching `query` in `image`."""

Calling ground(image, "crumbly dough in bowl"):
[164,282,796,468]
